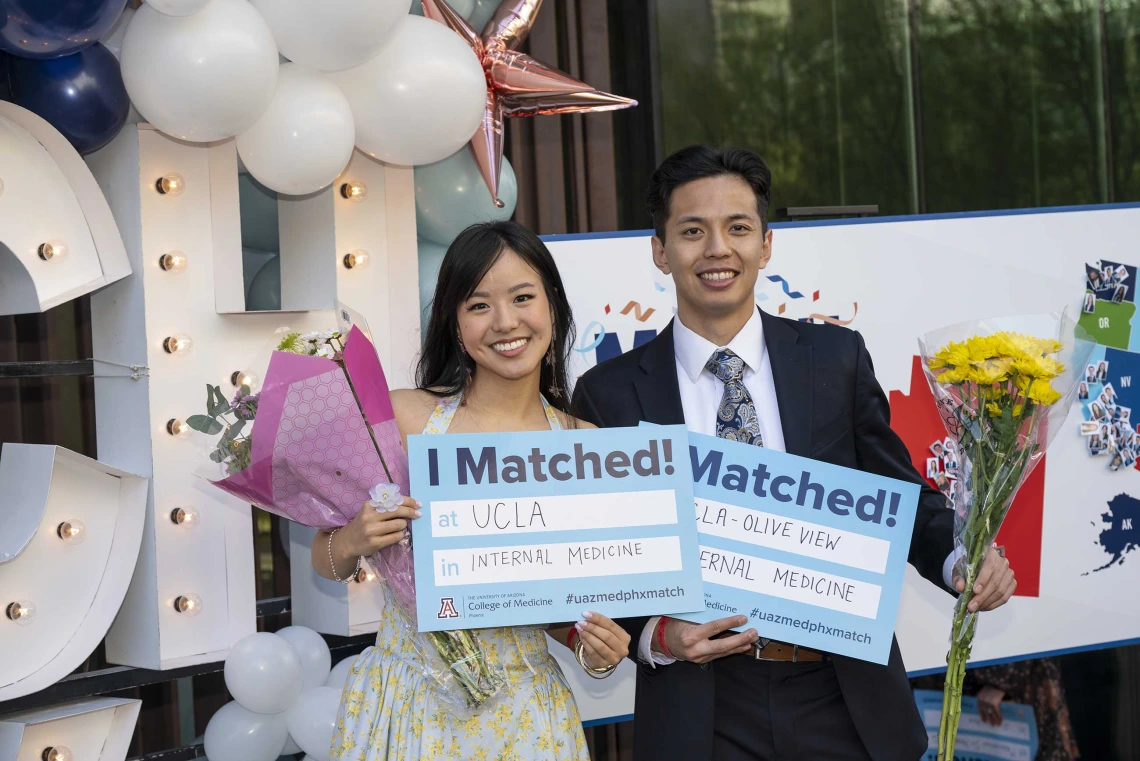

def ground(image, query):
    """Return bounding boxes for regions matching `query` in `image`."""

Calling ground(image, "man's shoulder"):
[577,337,659,391]
[770,312,860,352]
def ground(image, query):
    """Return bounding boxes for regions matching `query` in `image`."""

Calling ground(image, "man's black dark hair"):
[646,145,772,240]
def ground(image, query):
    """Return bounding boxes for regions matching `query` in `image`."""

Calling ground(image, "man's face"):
[652,175,772,323]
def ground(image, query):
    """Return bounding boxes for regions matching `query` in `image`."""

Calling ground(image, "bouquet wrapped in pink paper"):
[189,326,502,710]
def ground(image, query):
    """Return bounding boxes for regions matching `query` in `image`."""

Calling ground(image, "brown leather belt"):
[750,640,829,662]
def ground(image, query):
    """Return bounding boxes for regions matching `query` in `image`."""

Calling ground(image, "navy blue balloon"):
[7,42,129,155]
[0,0,128,59]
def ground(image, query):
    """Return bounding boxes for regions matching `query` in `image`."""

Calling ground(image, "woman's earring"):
[457,333,473,385]
[546,331,562,399]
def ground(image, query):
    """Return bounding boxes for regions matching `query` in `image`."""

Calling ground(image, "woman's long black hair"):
[416,220,576,413]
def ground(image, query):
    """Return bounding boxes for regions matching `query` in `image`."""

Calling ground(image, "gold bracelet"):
[328,528,361,585]
[574,637,617,679]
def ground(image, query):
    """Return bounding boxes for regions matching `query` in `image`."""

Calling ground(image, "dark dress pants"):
[712,653,876,761]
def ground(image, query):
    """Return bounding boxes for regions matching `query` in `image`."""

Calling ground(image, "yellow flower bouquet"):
[919,313,1093,761]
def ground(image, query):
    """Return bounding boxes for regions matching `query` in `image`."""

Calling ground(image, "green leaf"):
[209,449,225,463]
[186,415,224,435]
[209,385,229,417]
[228,419,246,438]
[239,384,251,397]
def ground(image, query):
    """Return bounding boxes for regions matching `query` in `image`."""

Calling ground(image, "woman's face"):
[457,248,553,383]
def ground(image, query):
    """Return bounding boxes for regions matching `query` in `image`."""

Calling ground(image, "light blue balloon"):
[409,0,474,17]
[417,238,450,336]
[414,149,518,246]
[467,0,497,31]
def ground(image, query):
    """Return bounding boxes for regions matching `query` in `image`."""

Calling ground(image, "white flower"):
[315,344,335,359]
[299,331,320,342]
[368,483,402,511]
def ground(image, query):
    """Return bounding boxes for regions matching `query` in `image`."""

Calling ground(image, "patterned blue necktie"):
[707,348,767,649]
[706,348,764,447]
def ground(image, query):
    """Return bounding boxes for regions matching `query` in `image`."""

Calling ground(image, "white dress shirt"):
[637,308,959,666]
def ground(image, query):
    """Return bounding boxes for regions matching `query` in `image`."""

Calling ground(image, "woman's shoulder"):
[553,409,596,430]
[390,388,448,434]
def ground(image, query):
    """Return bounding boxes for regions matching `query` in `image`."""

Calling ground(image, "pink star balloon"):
[422,0,637,206]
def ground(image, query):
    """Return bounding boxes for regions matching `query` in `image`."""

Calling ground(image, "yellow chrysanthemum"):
[970,358,1013,385]
[1027,381,1062,406]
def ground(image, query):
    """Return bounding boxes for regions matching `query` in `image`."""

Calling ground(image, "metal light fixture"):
[57,520,86,544]
[171,507,200,529]
[156,172,185,196]
[166,418,191,437]
[37,240,67,261]
[231,370,258,389]
[343,249,369,269]
[339,180,366,202]
[159,251,188,272]
[6,600,36,625]
[42,747,72,761]
[163,333,193,354]
[174,594,202,616]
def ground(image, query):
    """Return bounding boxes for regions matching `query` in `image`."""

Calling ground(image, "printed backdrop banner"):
[539,205,1140,722]
[407,425,704,631]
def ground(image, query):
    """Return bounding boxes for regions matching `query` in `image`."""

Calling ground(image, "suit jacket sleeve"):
[570,376,655,649]
[852,331,956,595]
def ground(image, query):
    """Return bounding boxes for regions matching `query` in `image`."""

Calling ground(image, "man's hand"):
[954,545,1016,612]
[655,616,758,664]
[976,685,1005,726]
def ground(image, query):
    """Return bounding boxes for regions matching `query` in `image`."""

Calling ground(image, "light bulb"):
[6,600,36,625]
[159,251,188,272]
[163,334,193,354]
[42,747,72,761]
[231,370,258,389]
[339,180,367,202]
[342,250,369,269]
[37,240,67,261]
[174,594,202,616]
[166,418,191,437]
[355,567,377,583]
[57,520,85,544]
[171,507,200,528]
[156,172,185,196]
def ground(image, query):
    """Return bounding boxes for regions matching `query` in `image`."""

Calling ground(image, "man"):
[570,145,1016,761]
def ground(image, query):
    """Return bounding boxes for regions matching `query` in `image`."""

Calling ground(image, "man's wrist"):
[652,616,674,658]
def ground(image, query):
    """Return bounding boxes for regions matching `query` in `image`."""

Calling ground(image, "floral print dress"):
[329,395,589,761]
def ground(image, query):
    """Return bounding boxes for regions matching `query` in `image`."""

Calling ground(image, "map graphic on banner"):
[1086,493,1140,573]
[1078,258,1138,350]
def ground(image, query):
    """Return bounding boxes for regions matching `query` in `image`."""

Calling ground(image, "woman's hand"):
[339,497,421,557]
[976,685,1005,726]
[576,612,630,669]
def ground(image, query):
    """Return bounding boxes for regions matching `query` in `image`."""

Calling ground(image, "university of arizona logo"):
[437,597,459,619]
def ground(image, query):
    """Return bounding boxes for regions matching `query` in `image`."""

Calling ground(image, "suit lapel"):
[634,320,686,426]
[761,310,814,457]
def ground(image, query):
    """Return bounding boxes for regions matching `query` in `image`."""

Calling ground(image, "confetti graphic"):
[797,303,859,326]
[766,275,805,299]
[619,301,656,322]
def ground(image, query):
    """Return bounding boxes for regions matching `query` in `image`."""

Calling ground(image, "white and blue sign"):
[407,425,705,631]
[914,690,1038,761]
[678,430,920,664]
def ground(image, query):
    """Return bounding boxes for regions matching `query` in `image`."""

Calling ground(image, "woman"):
[312,220,630,760]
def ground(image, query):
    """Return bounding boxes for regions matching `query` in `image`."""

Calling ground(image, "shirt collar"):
[673,307,765,384]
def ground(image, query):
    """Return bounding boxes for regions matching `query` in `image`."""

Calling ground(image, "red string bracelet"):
[568,627,580,650]
[655,616,673,658]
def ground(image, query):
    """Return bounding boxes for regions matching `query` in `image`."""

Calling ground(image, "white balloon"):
[285,687,341,761]
[251,0,409,72]
[236,64,355,195]
[223,632,305,714]
[324,656,357,691]
[204,702,289,761]
[327,15,486,167]
[144,0,212,16]
[280,734,302,755]
[275,626,332,690]
[121,0,279,142]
